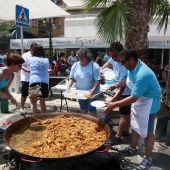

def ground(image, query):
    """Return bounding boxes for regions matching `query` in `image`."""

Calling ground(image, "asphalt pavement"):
[0,92,170,170]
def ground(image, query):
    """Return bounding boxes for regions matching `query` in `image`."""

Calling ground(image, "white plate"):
[102,68,115,80]
[63,89,90,100]
[91,100,106,108]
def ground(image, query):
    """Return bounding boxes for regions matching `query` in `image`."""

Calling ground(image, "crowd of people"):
[0,41,167,170]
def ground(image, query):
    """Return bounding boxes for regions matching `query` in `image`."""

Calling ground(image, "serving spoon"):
[84,92,103,99]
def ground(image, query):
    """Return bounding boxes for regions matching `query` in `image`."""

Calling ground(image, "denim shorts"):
[148,113,156,133]
[78,97,98,112]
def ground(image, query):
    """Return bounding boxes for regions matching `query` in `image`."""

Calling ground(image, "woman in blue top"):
[28,46,49,115]
[0,53,24,111]
[67,48,101,116]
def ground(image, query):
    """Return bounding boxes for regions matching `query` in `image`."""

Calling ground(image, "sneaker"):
[118,146,137,156]
[19,108,26,115]
[122,131,130,137]
[137,157,152,170]
[106,136,122,145]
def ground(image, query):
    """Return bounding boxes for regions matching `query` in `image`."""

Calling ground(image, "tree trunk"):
[125,0,149,58]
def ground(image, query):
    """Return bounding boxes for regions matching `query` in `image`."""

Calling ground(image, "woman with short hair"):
[66,48,101,116]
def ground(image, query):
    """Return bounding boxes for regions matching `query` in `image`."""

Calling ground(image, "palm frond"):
[153,1,170,33]
[83,0,109,11]
[148,0,163,17]
[94,1,132,43]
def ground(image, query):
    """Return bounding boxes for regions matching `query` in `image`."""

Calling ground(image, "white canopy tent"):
[0,0,70,54]
[0,0,70,22]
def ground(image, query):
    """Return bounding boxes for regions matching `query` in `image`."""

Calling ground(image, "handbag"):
[28,85,42,98]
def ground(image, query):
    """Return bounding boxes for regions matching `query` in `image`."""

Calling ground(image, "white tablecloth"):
[51,84,115,93]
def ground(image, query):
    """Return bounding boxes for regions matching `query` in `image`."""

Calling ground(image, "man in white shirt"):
[20,43,37,114]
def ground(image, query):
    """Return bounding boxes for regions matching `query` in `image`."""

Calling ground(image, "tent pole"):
[161,49,164,69]
[49,18,52,64]
[20,26,23,55]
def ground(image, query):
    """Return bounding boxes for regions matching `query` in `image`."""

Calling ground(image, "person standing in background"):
[20,43,37,114]
[67,51,77,66]
[95,51,103,67]
[102,50,111,65]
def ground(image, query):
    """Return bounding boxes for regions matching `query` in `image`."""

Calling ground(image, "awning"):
[10,36,170,49]
[0,0,69,22]
[149,36,170,49]
[10,37,110,49]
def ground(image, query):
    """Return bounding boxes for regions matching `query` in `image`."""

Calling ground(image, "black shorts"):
[21,81,29,97]
[119,95,131,115]
[30,82,48,98]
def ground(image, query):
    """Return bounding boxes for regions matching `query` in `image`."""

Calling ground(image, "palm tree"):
[0,21,14,52]
[83,0,170,56]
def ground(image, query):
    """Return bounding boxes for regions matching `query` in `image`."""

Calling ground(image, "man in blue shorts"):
[104,49,161,170]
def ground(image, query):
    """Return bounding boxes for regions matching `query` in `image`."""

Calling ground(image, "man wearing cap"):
[20,43,37,114]
[100,42,131,145]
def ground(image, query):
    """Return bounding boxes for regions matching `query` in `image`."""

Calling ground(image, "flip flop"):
[2,120,13,125]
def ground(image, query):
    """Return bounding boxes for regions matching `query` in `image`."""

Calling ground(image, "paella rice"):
[10,115,108,158]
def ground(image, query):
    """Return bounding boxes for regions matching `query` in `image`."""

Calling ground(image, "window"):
[57,20,61,30]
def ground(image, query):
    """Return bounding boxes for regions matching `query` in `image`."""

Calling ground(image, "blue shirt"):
[29,56,49,85]
[69,61,101,94]
[103,54,111,62]
[109,58,131,95]
[68,56,77,66]
[128,60,161,114]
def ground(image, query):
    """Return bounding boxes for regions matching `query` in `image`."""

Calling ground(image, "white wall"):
[65,14,170,38]
[65,15,97,37]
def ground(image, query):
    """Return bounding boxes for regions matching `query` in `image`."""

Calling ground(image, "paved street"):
[0,92,169,169]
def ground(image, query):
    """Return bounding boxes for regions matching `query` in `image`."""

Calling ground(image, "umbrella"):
[0,0,69,22]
